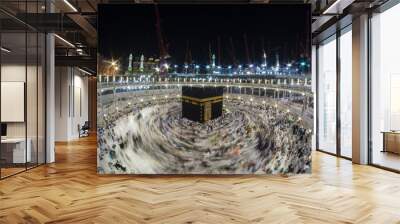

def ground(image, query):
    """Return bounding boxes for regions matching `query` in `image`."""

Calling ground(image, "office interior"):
[0,0,96,179]
[0,0,399,222]
[315,1,400,171]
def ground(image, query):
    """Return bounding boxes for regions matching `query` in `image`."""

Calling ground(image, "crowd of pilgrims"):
[97,96,312,175]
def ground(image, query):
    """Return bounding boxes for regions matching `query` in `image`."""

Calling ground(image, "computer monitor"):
[1,123,7,137]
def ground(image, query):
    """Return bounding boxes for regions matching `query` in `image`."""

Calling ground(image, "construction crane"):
[217,36,222,66]
[229,37,238,66]
[184,40,192,66]
[243,33,251,65]
[260,37,267,67]
[154,4,170,75]
[251,41,256,65]
[208,42,213,66]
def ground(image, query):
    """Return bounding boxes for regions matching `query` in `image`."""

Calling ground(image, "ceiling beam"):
[52,1,97,47]
[55,55,97,71]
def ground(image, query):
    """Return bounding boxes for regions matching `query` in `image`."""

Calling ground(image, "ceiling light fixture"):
[78,67,93,76]
[54,34,75,48]
[63,0,78,12]
[322,0,353,15]
[1,47,11,53]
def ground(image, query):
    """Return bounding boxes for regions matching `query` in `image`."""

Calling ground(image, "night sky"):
[98,4,311,68]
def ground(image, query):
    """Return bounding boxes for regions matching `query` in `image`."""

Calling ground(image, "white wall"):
[1,65,26,139]
[55,67,89,141]
[1,65,39,138]
[1,63,46,164]
[55,67,69,141]
[71,72,89,138]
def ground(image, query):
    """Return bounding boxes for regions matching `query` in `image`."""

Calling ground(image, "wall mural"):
[97,4,313,174]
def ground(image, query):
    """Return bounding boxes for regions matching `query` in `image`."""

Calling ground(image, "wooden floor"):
[0,167,26,178]
[1,135,400,224]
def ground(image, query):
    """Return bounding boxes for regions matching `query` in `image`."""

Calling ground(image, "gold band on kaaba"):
[181,95,223,103]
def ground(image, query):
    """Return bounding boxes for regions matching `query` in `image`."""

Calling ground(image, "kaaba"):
[181,86,223,123]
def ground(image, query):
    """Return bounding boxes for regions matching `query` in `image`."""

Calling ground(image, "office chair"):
[79,121,90,138]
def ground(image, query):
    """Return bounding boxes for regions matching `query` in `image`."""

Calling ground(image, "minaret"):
[263,51,267,68]
[127,53,133,74]
[276,53,280,68]
[139,54,144,72]
[212,54,216,68]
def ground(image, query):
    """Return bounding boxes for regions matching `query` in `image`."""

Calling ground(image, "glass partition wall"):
[316,26,352,159]
[316,0,400,172]
[317,35,337,155]
[339,27,352,159]
[0,2,46,179]
[370,2,400,171]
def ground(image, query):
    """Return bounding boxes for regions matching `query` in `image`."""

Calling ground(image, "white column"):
[352,14,369,164]
[46,32,55,163]
[312,45,317,151]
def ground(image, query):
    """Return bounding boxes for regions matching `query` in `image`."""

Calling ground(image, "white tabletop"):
[1,138,27,143]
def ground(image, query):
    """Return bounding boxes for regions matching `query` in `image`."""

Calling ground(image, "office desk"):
[1,138,31,163]
[382,131,400,154]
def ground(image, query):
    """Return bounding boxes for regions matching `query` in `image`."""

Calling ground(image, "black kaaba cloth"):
[181,86,223,123]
